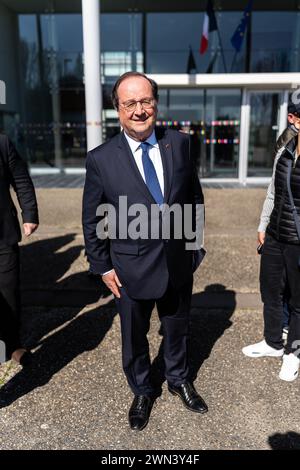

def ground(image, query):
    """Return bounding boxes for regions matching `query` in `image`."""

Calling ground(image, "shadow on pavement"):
[20,234,106,299]
[269,432,300,450]
[150,284,236,392]
[19,234,110,345]
[20,234,82,289]
[0,234,116,408]
[0,302,117,408]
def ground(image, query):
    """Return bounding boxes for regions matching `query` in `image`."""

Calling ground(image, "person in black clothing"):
[243,102,300,382]
[0,133,39,365]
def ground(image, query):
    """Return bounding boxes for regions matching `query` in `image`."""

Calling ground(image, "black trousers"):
[115,279,193,396]
[260,233,300,353]
[0,245,22,360]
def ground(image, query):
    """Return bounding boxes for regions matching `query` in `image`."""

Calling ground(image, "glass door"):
[202,89,241,178]
[247,91,281,177]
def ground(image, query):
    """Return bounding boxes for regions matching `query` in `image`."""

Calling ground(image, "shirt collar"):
[124,130,159,154]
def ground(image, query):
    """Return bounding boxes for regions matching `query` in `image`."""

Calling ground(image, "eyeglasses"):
[120,99,155,112]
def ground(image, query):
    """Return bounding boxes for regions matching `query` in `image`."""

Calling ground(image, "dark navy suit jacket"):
[82,128,204,299]
[0,134,38,247]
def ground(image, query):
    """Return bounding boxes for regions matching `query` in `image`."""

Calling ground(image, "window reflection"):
[146,11,300,74]
[248,92,280,177]
[157,88,241,178]
[101,14,143,80]
[11,11,142,167]
[251,12,299,72]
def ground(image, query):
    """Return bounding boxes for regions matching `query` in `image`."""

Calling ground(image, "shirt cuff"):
[258,222,268,233]
[102,269,114,276]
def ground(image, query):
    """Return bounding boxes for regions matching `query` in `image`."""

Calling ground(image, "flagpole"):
[206,49,218,73]
[230,50,238,73]
[245,9,252,73]
[201,88,207,178]
[216,27,227,73]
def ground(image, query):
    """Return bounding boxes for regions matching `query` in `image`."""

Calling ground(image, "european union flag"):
[231,0,253,52]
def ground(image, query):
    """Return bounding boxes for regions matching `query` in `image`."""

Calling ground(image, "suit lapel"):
[157,129,173,204]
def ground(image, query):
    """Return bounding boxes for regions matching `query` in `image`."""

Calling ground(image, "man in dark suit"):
[82,72,207,431]
[0,134,38,365]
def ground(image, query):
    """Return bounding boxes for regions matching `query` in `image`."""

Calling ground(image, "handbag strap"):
[286,158,300,242]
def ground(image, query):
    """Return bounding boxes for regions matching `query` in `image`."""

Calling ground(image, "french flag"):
[200,0,218,54]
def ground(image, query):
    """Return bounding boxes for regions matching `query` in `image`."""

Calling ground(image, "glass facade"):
[146,11,300,74]
[14,12,143,167]
[251,12,300,73]
[157,88,241,178]
[147,12,240,74]
[101,14,143,79]
[0,0,299,179]
[17,13,85,168]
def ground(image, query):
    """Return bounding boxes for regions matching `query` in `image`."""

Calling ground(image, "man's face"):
[117,76,157,141]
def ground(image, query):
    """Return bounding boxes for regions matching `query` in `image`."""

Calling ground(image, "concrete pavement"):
[0,188,300,450]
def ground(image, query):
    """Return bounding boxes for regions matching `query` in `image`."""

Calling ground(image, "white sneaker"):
[242,339,284,358]
[279,353,300,382]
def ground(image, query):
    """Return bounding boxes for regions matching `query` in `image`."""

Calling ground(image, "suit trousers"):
[260,233,300,353]
[0,245,22,359]
[115,279,193,396]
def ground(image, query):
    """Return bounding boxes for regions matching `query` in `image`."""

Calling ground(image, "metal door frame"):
[240,88,288,185]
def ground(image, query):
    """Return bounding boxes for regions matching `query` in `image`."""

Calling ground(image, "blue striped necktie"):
[140,142,164,206]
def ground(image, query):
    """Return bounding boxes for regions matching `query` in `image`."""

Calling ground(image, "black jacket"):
[267,137,300,244]
[82,129,204,299]
[0,134,39,247]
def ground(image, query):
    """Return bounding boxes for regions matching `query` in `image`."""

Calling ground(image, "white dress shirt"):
[124,131,164,195]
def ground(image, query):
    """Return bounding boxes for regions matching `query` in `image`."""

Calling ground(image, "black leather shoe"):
[168,382,208,414]
[128,395,154,431]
